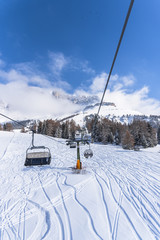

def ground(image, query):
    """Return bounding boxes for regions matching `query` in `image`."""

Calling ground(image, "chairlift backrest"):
[75,133,82,141]
[83,133,91,140]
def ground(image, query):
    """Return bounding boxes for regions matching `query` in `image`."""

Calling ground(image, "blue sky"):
[0,0,160,117]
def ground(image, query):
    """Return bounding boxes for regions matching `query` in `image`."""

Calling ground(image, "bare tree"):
[122,130,134,150]
[5,123,13,131]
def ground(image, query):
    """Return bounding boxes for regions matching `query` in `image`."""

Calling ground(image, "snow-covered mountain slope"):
[58,102,160,128]
[0,131,160,239]
[55,102,142,127]
[51,101,142,127]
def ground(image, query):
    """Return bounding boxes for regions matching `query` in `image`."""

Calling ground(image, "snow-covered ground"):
[67,104,142,126]
[0,131,160,240]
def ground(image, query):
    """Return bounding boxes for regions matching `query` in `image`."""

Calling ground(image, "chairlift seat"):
[70,142,76,148]
[25,146,51,166]
[84,149,93,158]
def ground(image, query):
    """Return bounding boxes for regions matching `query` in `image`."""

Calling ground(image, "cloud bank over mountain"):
[0,52,160,121]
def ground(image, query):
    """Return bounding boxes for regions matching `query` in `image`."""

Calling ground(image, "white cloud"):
[0,59,5,68]
[74,89,93,97]
[0,69,51,88]
[48,52,95,89]
[49,52,69,77]
[0,81,80,120]
[90,72,107,93]
[0,56,79,120]
[52,80,71,91]
[0,69,28,82]
[77,72,160,115]
[110,74,119,81]
[49,53,95,76]
[90,72,119,93]
[0,56,72,90]
[80,60,95,74]
[89,72,136,93]
[96,85,160,115]
[120,75,135,87]
[111,74,135,91]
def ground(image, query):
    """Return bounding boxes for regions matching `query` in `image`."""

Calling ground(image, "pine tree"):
[114,130,120,145]
[41,121,46,134]
[37,121,43,134]
[69,120,76,140]
[91,115,101,142]
[146,123,157,147]
[64,121,69,139]
[117,123,127,144]
[129,120,157,147]
[141,134,148,148]
[157,127,160,144]
[3,124,6,131]
[61,123,65,138]
[55,126,62,138]
[109,131,114,144]
[101,124,110,144]
[86,117,94,133]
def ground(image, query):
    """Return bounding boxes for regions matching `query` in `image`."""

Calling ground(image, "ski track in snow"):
[60,173,103,240]
[91,147,160,240]
[0,131,160,240]
[37,171,65,240]
[55,173,73,240]
[93,171,112,239]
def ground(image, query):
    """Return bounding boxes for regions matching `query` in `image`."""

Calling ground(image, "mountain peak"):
[52,90,99,106]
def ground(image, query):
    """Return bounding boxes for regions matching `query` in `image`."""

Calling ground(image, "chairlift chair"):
[75,132,82,141]
[24,131,51,166]
[66,139,71,145]
[70,142,76,148]
[84,143,93,159]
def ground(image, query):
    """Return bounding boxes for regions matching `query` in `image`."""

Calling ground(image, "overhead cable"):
[0,112,65,144]
[0,113,28,129]
[97,0,134,116]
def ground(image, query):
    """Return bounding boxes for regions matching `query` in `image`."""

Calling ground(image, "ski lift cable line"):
[0,112,66,144]
[0,112,73,126]
[97,0,134,116]
[0,112,29,129]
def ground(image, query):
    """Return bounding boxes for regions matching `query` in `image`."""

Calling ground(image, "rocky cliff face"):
[52,90,99,106]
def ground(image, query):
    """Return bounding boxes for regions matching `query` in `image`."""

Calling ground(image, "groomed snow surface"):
[0,131,160,240]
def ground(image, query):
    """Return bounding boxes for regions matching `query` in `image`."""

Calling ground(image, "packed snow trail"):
[0,131,160,240]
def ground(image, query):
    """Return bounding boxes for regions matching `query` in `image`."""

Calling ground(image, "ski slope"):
[0,131,160,240]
